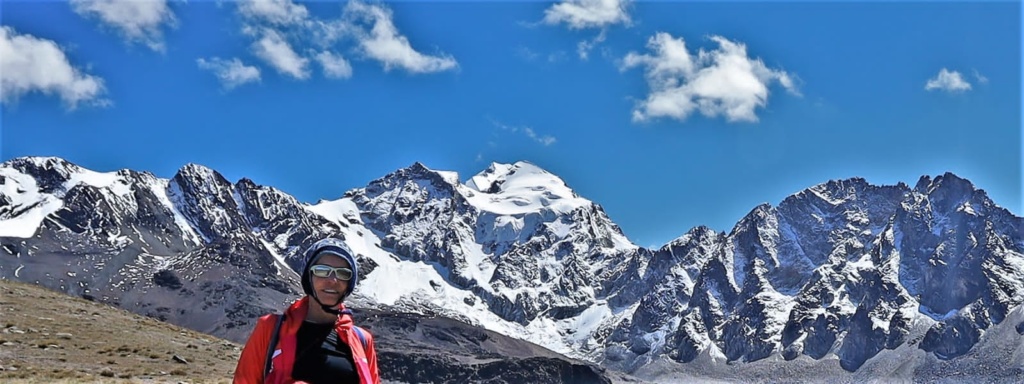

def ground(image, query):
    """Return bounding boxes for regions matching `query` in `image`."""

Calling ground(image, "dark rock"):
[153,270,183,290]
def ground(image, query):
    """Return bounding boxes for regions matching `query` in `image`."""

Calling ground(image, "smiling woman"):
[233,238,380,384]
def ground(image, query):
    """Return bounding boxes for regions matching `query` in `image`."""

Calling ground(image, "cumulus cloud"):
[344,1,458,73]
[543,0,631,30]
[237,0,309,26]
[0,27,107,109]
[252,29,310,79]
[70,0,176,52]
[621,33,799,123]
[316,51,353,79]
[491,118,557,146]
[223,0,455,83]
[925,68,972,93]
[197,57,261,90]
[544,0,629,59]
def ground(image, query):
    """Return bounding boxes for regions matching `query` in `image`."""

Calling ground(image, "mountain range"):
[1,156,1022,382]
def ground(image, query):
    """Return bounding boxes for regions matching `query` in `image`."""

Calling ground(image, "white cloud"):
[925,68,972,93]
[972,69,988,84]
[225,0,454,82]
[344,1,458,74]
[577,29,607,60]
[543,0,631,29]
[0,27,107,109]
[197,57,261,90]
[491,118,557,146]
[621,33,799,123]
[524,127,557,146]
[252,29,310,79]
[316,51,353,79]
[237,0,309,26]
[70,0,175,52]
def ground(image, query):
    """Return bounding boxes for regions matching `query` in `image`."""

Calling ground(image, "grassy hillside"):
[0,278,636,383]
[0,278,239,383]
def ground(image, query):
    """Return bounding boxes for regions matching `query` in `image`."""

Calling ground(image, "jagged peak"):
[408,161,431,172]
[783,176,913,212]
[683,225,718,239]
[235,177,293,201]
[388,162,460,187]
[177,162,216,175]
[4,156,81,176]
[173,163,229,186]
[5,155,73,167]
[796,177,872,204]
[817,176,869,192]
[0,156,139,197]
[910,172,998,217]
[357,162,461,201]
[747,203,774,218]
[236,177,258,188]
[665,225,720,248]
[728,203,775,236]
[914,172,976,195]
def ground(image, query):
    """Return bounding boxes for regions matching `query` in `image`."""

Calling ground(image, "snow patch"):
[259,238,296,278]
[305,198,361,224]
[150,177,202,245]
[66,168,132,197]
[462,162,589,216]
[0,169,63,238]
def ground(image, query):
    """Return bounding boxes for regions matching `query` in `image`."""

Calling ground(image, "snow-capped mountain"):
[1,156,1022,379]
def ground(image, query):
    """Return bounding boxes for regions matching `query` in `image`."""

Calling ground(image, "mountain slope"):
[1,156,1022,381]
[0,278,239,382]
[0,278,631,383]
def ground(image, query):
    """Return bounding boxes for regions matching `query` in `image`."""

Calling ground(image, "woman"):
[234,238,380,384]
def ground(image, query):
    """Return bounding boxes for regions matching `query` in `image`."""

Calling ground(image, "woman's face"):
[310,253,351,305]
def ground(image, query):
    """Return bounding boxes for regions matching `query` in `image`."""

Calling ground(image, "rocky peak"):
[660,226,722,276]
[168,163,245,243]
[4,156,81,194]
[363,162,460,198]
[733,203,774,230]
[172,163,231,194]
[809,177,870,201]
[913,172,991,217]
[5,156,79,174]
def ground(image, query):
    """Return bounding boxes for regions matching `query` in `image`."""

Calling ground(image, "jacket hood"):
[300,238,359,300]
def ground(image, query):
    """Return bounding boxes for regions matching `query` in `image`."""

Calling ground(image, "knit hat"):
[299,238,359,302]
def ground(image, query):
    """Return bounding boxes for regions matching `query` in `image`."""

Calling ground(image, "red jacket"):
[233,297,380,384]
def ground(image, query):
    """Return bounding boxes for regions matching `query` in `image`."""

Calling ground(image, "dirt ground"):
[0,278,239,383]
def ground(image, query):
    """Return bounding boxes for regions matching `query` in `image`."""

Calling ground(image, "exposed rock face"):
[1,157,1022,381]
[602,173,1023,374]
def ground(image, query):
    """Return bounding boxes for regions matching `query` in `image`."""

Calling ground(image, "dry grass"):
[0,279,240,383]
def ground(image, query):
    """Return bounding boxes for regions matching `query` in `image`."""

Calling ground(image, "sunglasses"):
[309,265,353,280]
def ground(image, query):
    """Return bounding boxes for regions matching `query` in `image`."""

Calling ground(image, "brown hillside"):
[0,278,238,383]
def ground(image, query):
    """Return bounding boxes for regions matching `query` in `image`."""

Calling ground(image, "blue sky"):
[1,1,1020,247]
